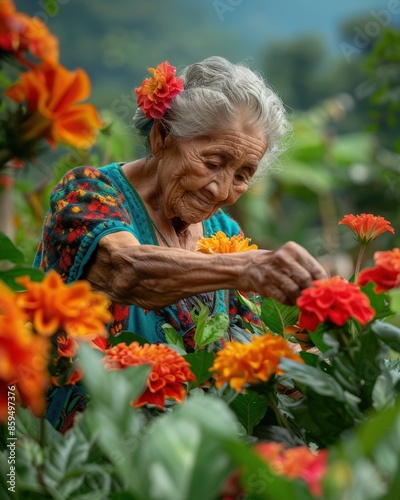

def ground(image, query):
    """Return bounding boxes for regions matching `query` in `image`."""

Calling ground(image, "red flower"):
[0,0,59,63]
[338,213,394,245]
[256,442,328,497]
[135,61,184,120]
[358,248,400,293]
[104,341,196,409]
[297,276,374,331]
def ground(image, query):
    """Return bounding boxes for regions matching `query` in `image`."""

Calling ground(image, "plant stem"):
[354,244,367,283]
[266,392,295,438]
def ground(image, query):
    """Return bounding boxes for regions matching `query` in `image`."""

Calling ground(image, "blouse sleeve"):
[34,166,136,283]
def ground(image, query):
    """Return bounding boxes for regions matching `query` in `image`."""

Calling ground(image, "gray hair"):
[132,56,291,181]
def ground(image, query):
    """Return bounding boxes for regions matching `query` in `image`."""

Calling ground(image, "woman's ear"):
[149,121,170,158]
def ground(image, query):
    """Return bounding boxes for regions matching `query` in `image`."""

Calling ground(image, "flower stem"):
[267,393,295,438]
[354,244,367,284]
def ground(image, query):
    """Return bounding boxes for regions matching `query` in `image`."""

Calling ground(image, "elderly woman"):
[35,56,326,431]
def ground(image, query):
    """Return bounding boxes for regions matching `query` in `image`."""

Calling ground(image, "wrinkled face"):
[155,124,267,223]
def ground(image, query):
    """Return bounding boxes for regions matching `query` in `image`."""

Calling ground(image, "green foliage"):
[0,232,44,290]
[261,298,299,336]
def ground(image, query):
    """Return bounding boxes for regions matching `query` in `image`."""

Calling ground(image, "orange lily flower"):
[0,1,59,63]
[0,280,50,420]
[6,62,104,149]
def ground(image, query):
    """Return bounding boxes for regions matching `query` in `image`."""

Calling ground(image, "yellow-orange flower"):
[210,333,303,392]
[196,231,258,254]
[104,341,196,409]
[135,60,184,119]
[0,280,49,420]
[16,270,111,340]
[338,213,394,245]
[5,61,104,149]
[0,1,59,63]
[256,442,328,497]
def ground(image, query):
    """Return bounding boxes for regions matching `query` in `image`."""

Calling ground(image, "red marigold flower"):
[103,342,196,409]
[135,61,184,120]
[338,213,394,245]
[297,276,374,332]
[5,61,104,149]
[0,280,50,420]
[209,333,303,392]
[196,231,258,254]
[16,270,112,339]
[0,0,59,63]
[256,442,328,497]
[358,248,400,293]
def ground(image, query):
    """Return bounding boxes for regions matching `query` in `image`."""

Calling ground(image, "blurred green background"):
[11,0,400,276]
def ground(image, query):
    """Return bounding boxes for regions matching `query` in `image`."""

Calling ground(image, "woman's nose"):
[206,176,232,202]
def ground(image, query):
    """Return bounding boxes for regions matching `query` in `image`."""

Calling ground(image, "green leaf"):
[43,432,89,495]
[261,297,299,336]
[192,302,209,346]
[236,291,261,316]
[279,357,346,401]
[356,399,400,457]
[162,323,185,351]
[195,312,229,349]
[108,331,148,347]
[133,395,239,500]
[309,324,331,352]
[388,288,400,314]
[15,406,62,445]
[78,344,150,491]
[0,267,44,291]
[185,350,215,390]
[360,282,391,320]
[0,232,25,263]
[372,320,400,352]
[229,390,269,435]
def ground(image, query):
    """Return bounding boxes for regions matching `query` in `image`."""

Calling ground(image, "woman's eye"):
[206,162,219,169]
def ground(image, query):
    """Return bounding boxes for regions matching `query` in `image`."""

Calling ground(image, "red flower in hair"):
[135,61,184,120]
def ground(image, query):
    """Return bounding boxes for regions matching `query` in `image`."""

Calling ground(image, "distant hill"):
[13,0,393,113]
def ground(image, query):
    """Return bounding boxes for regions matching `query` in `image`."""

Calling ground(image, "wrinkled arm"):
[84,231,327,309]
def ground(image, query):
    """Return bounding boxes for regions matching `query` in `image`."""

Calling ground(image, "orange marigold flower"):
[338,213,394,245]
[104,341,196,409]
[5,61,104,149]
[358,248,400,293]
[0,280,50,420]
[16,270,112,340]
[135,61,184,120]
[210,333,303,392]
[196,231,258,254]
[297,276,375,332]
[0,1,59,63]
[256,442,328,497]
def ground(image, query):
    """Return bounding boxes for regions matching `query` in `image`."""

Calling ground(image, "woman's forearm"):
[84,232,250,308]
[83,232,327,309]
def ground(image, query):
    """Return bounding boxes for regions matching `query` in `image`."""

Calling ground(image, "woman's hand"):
[244,241,328,305]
